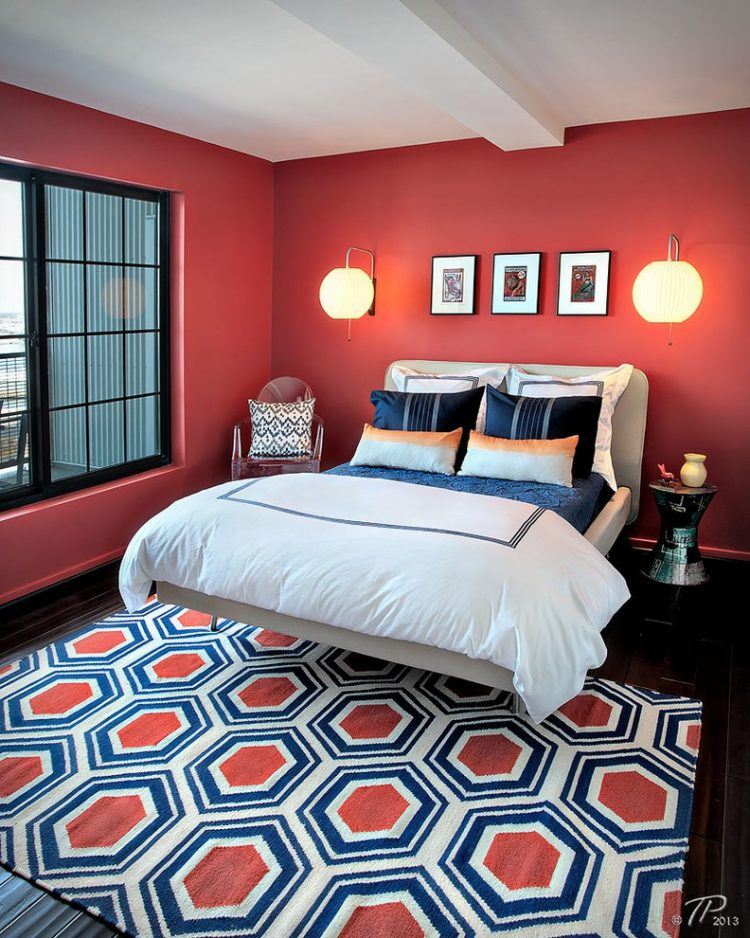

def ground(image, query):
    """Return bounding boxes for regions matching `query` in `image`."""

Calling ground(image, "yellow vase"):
[680,453,707,487]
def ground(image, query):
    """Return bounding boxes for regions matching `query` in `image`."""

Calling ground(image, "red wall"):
[0,83,274,604]
[271,110,750,558]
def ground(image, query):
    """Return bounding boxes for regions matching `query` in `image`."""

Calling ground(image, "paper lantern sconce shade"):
[319,246,375,339]
[633,234,703,343]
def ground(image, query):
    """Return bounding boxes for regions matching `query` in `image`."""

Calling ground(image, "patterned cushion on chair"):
[248,398,315,458]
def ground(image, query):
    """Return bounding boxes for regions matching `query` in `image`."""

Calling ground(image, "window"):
[0,163,170,510]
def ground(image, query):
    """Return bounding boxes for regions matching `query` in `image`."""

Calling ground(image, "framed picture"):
[491,252,541,315]
[557,251,611,316]
[431,255,478,315]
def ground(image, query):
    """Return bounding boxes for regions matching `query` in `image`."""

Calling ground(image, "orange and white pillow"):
[459,432,579,487]
[350,424,462,475]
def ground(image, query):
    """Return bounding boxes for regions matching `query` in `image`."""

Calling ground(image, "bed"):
[120,360,648,721]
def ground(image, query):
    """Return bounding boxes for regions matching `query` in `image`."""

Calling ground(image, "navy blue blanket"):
[327,463,611,533]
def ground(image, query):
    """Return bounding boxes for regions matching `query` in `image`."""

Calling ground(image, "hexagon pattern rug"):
[0,601,701,937]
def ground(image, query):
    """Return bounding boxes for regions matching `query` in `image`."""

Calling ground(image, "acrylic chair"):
[231,376,324,481]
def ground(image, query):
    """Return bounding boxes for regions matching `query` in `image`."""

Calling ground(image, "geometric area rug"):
[0,601,701,937]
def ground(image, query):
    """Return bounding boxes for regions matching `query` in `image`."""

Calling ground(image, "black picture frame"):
[430,254,479,315]
[556,250,612,317]
[491,252,542,315]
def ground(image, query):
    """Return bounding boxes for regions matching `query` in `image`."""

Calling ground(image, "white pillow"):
[506,364,633,490]
[459,431,577,487]
[350,424,461,475]
[391,365,508,432]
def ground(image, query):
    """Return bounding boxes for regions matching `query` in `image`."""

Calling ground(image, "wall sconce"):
[319,246,375,341]
[632,234,703,345]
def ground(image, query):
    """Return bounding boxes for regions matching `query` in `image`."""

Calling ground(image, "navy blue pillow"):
[484,385,602,478]
[370,387,484,436]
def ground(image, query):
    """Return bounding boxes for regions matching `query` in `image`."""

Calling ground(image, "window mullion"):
[32,175,52,490]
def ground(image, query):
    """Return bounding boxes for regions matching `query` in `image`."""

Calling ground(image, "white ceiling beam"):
[271,0,564,151]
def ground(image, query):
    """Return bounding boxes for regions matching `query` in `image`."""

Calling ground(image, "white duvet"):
[120,474,629,722]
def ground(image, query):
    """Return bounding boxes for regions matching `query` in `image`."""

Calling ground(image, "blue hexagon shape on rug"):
[3,668,119,731]
[426,716,554,800]
[45,618,150,667]
[185,727,320,811]
[309,688,430,758]
[123,640,233,695]
[142,817,310,936]
[317,646,408,687]
[561,748,695,853]
[542,680,639,748]
[0,736,76,817]
[299,764,445,864]
[414,670,511,714]
[613,851,688,938]
[211,663,324,724]
[86,697,211,768]
[299,867,469,937]
[27,771,181,877]
[653,705,703,774]
[440,802,603,932]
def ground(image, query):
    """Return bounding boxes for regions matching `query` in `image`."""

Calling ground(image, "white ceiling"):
[0,0,748,162]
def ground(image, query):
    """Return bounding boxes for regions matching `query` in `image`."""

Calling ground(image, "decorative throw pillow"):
[248,398,314,458]
[370,387,484,434]
[350,425,462,475]
[505,364,633,489]
[391,365,508,432]
[459,431,578,487]
[484,385,601,479]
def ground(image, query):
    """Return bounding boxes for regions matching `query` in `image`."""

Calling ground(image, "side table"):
[643,482,717,586]
[231,456,320,481]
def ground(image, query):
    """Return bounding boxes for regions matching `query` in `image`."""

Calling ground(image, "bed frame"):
[157,361,648,712]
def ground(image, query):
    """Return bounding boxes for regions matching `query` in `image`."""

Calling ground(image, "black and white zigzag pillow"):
[248,398,315,458]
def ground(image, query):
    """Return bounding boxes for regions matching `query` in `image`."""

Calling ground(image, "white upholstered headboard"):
[384,361,649,524]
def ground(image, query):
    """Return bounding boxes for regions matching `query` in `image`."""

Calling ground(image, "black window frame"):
[0,160,171,512]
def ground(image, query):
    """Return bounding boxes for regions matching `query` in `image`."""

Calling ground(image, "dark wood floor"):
[0,549,746,938]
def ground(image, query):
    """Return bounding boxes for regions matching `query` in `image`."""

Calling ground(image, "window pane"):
[125,198,159,264]
[86,192,122,262]
[126,332,158,395]
[0,337,29,415]
[0,179,24,257]
[127,395,159,460]
[0,415,30,492]
[48,337,85,407]
[88,334,123,402]
[87,265,122,331]
[46,186,83,260]
[89,401,124,469]
[51,407,87,480]
[124,267,157,329]
[0,260,27,334]
[48,262,84,334]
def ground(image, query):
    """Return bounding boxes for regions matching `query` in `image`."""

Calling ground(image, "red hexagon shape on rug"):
[339,704,403,740]
[598,770,668,823]
[483,830,561,891]
[237,676,298,709]
[0,755,44,797]
[338,783,410,833]
[183,844,269,909]
[72,629,128,656]
[219,744,287,788]
[152,652,206,680]
[457,733,523,777]
[66,794,146,849]
[29,681,93,715]
[253,630,297,648]
[175,610,213,629]
[117,711,182,749]
[559,693,613,728]
[340,901,424,938]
